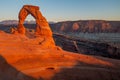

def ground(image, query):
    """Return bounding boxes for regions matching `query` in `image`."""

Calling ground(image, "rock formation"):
[17,5,55,48]
[50,20,117,33]
[18,5,50,35]
[0,31,120,80]
[53,33,120,59]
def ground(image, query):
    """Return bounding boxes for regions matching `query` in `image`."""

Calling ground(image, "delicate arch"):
[17,5,52,37]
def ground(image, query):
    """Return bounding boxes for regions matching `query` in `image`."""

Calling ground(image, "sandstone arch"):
[17,5,55,47]
[18,5,52,37]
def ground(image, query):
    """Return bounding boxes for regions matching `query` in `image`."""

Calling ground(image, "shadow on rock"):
[51,61,120,80]
[0,55,39,80]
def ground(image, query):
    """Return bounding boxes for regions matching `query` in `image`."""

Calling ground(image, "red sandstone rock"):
[18,5,52,36]
[72,22,79,31]
[0,32,120,80]
[17,5,55,48]
[51,20,112,33]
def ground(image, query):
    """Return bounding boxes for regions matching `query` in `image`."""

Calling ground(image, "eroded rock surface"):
[53,33,120,59]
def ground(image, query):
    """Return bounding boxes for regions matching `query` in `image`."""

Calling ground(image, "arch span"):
[18,5,52,37]
[17,5,55,48]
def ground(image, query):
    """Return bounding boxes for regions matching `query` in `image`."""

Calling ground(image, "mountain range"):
[0,20,120,33]
[0,20,55,25]
[50,20,120,33]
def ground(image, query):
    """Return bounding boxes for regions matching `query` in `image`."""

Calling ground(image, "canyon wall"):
[50,20,120,33]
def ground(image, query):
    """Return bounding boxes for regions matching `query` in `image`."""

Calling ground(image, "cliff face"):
[53,33,120,59]
[50,20,120,33]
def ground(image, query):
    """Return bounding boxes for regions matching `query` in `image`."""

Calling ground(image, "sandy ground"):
[0,31,120,80]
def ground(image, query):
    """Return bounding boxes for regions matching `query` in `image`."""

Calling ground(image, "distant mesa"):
[0,20,120,33]
[50,20,120,33]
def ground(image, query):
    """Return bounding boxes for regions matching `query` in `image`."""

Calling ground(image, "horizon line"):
[0,19,120,22]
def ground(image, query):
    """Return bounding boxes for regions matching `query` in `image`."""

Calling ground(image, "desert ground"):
[0,31,120,80]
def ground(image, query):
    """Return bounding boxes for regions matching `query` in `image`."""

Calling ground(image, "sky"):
[0,0,120,22]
